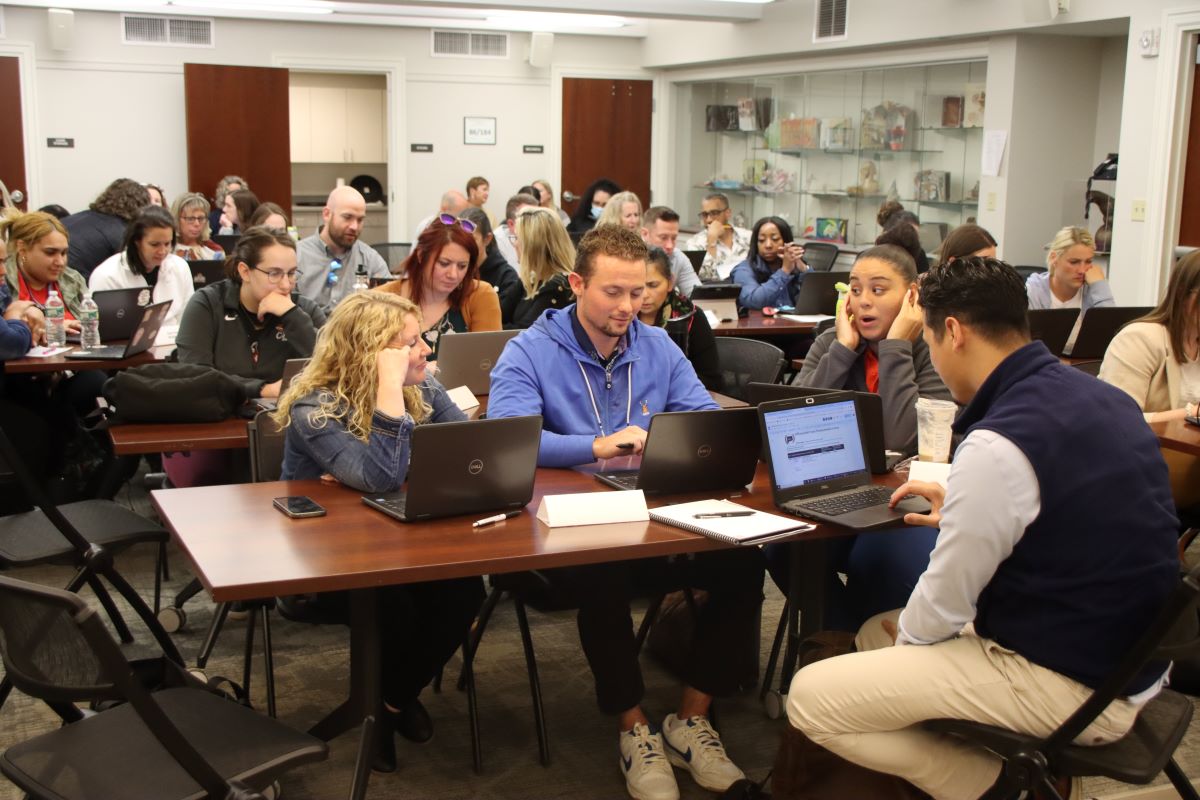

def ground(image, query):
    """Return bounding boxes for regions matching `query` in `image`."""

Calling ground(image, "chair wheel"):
[261,780,282,800]
[764,689,786,720]
[157,606,187,633]
[186,667,208,683]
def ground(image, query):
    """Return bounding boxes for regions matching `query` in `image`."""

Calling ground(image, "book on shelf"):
[915,170,951,202]
[780,117,821,150]
[649,499,814,546]
[819,117,854,150]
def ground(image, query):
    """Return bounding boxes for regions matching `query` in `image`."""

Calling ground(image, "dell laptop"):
[1066,306,1152,359]
[362,414,542,522]
[67,300,171,360]
[1027,308,1081,357]
[254,358,310,411]
[67,287,146,343]
[745,382,902,474]
[187,259,225,289]
[593,407,761,494]
[792,271,849,315]
[758,393,929,530]
[434,330,520,395]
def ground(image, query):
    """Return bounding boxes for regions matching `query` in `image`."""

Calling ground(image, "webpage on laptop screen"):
[765,400,866,489]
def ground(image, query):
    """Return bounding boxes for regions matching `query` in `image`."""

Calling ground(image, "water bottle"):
[80,292,101,350]
[45,289,65,348]
[353,268,369,293]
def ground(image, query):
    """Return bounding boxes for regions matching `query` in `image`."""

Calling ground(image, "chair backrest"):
[248,408,287,483]
[370,242,412,274]
[1071,359,1102,376]
[801,241,840,272]
[0,426,90,554]
[714,337,786,401]
[1013,265,1047,280]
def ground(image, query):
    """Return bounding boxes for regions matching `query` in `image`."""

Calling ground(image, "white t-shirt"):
[88,252,194,345]
[1051,289,1084,354]
[1180,357,1200,410]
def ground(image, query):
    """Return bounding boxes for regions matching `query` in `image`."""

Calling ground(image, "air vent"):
[431,29,509,59]
[122,14,214,47]
[814,0,848,41]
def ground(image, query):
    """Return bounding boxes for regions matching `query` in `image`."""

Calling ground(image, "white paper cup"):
[915,397,957,463]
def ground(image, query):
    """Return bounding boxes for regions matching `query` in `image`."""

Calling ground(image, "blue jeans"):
[764,526,938,632]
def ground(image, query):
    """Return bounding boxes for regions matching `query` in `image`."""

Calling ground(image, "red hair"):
[402,220,481,309]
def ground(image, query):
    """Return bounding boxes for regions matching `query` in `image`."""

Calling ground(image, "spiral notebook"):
[649,499,814,545]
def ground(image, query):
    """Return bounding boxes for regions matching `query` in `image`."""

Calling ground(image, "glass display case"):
[674,60,987,250]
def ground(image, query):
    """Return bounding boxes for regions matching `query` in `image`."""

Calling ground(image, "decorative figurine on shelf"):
[1087,190,1115,253]
[846,160,880,197]
[966,180,980,201]
[886,180,900,203]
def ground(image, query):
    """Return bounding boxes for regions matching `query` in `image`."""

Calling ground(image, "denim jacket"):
[280,376,466,493]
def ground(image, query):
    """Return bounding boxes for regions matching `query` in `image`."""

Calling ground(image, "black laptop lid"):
[403,414,542,521]
[92,287,148,341]
[758,393,872,504]
[1027,308,1080,356]
[1068,306,1152,359]
[746,382,890,474]
[793,271,849,315]
[691,283,740,301]
[635,408,761,494]
[434,330,521,395]
[187,259,225,289]
[683,250,706,271]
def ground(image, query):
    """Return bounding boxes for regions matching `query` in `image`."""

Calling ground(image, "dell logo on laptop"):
[468,459,484,475]
[479,358,493,370]
[697,445,712,458]
[805,397,815,405]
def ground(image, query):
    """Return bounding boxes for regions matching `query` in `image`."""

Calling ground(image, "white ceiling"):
[1,0,778,36]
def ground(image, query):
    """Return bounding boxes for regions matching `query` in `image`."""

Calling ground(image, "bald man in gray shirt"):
[296,186,390,311]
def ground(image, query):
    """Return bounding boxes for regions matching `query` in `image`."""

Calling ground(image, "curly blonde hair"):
[515,206,575,298]
[273,292,431,442]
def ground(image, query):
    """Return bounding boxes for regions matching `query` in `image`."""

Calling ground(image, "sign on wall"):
[464,116,496,146]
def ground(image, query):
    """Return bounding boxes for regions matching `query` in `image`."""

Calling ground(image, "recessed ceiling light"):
[168,0,334,13]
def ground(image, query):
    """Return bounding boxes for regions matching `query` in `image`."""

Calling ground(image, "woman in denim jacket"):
[274,291,483,772]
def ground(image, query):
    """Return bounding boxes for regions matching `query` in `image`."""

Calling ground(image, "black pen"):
[693,511,755,519]
[472,510,522,528]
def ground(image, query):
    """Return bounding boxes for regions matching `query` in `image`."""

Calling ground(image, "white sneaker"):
[619,722,680,800]
[662,713,746,793]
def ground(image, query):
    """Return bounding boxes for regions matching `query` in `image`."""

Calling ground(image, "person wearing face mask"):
[373,216,498,361]
[730,216,809,310]
[1025,226,1114,354]
[638,246,719,389]
[567,177,621,237]
[89,206,194,344]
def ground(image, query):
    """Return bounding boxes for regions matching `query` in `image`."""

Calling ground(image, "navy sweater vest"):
[958,342,1178,693]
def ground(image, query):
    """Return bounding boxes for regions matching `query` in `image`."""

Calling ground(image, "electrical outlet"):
[1131,199,1146,221]
[986,192,997,211]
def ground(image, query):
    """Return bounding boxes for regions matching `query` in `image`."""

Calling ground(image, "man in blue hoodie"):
[786,258,1178,800]
[489,225,765,800]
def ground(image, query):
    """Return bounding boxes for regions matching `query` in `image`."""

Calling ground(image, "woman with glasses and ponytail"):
[373,215,499,360]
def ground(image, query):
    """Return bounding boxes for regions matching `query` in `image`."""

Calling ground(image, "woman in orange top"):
[373,215,500,360]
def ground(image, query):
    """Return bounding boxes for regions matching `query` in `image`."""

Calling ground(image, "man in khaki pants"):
[786,258,1180,800]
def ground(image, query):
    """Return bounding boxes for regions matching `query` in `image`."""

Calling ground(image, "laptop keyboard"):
[792,486,895,517]
[599,472,639,490]
[365,495,407,518]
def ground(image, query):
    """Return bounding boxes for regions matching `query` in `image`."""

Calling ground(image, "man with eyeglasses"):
[682,193,751,282]
[296,185,391,311]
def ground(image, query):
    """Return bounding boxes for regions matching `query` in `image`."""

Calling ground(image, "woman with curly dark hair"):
[61,178,150,279]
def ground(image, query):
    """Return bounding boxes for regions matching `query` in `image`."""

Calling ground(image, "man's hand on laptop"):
[593,426,647,459]
[889,479,944,528]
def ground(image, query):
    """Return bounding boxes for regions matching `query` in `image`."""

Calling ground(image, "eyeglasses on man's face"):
[253,267,302,284]
[698,208,729,221]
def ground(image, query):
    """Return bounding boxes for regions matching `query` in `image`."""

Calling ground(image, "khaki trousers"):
[786,610,1141,800]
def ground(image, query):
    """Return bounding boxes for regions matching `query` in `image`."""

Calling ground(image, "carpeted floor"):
[1,472,1198,799]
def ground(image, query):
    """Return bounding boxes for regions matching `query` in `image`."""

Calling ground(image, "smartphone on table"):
[273,496,327,518]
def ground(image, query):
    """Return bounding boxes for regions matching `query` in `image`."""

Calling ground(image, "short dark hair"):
[702,193,730,208]
[936,224,997,267]
[224,225,297,283]
[645,245,672,280]
[641,206,680,228]
[505,193,539,222]
[466,176,489,193]
[856,244,917,284]
[575,224,648,282]
[122,205,177,276]
[919,257,1030,343]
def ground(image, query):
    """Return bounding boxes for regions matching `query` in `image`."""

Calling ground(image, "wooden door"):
[560,78,653,217]
[184,64,291,208]
[1181,63,1200,246]
[0,57,28,210]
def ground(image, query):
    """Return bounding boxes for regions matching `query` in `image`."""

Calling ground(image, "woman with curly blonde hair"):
[273,290,482,771]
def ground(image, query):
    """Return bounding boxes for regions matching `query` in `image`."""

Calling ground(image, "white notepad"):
[649,499,814,545]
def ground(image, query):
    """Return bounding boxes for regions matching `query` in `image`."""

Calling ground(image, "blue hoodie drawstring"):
[577,359,633,436]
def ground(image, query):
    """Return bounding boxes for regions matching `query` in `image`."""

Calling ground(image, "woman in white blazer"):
[89,205,194,344]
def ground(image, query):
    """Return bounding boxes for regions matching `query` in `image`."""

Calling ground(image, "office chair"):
[924,564,1200,800]
[1013,265,1047,281]
[714,337,786,401]
[800,241,840,272]
[0,425,174,714]
[0,575,340,800]
[370,242,412,274]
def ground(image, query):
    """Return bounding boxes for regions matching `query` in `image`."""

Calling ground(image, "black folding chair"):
[1013,265,1047,280]
[370,242,412,274]
[714,337,786,401]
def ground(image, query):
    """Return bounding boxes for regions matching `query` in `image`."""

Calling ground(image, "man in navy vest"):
[786,258,1179,800]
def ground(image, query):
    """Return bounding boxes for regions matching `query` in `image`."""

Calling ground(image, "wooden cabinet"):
[290,86,385,164]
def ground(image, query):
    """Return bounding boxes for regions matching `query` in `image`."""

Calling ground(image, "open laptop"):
[1067,306,1152,359]
[792,271,849,315]
[362,414,542,522]
[758,393,930,530]
[187,259,225,289]
[67,301,171,360]
[1027,308,1080,357]
[434,330,520,395]
[593,408,761,494]
[745,382,902,474]
[67,287,147,343]
[690,283,740,322]
[253,358,310,411]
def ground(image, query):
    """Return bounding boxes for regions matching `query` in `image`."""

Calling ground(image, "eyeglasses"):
[326,259,343,288]
[253,267,302,284]
[180,215,207,224]
[698,208,729,220]
[439,213,477,234]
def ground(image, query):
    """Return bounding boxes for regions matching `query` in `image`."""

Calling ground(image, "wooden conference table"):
[712,310,818,337]
[152,461,901,766]
[1150,417,1200,458]
[5,343,172,373]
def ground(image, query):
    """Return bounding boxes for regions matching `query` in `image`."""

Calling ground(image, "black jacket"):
[175,279,327,398]
[656,290,720,390]
[63,210,126,280]
[478,248,523,325]
[508,273,573,330]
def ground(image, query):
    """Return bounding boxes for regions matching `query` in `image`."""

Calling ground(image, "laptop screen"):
[762,399,866,490]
